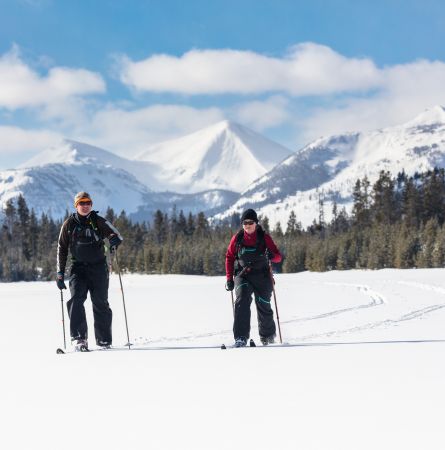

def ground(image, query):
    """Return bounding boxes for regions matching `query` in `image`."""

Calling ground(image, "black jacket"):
[57,211,122,273]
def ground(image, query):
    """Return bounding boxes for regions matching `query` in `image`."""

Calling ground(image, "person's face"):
[76,200,92,216]
[242,220,257,234]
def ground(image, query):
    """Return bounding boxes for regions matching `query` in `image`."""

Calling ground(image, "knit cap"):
[240,208,258,223]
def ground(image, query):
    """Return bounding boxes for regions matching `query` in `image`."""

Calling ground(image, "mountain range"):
[1,107,445,227]
[0,121,290,220]
[220,105,445,227]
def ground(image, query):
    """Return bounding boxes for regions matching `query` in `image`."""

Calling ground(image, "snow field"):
[1,269,445,449]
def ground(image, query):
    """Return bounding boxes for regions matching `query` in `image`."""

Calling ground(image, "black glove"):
[56,271,67,290]
[109,234,122,252]
[225,279,234,291]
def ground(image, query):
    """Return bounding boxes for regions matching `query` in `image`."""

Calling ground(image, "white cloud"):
[118,43,381,96]
[0,46,106,110]
[296,59,445,145]
[76,104,225,157]
[3,42,445,168]
[0,126,61,154]
[232,96,291,131]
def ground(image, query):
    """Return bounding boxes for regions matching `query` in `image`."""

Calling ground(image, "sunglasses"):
[78,201,92,206]
[243,220,255,225]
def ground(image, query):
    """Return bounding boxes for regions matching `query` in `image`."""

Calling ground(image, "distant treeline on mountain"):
[1,168,445,282]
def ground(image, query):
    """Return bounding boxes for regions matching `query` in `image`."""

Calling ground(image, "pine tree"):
[415,218,438,268]
[286,211,297,235]
[373,171,398,224]
[394,223,419,268]
[260,215,270,233]
[352,177,371,227]
[274,221,284,238]
[432,225,445,267]
[401,176,421,228]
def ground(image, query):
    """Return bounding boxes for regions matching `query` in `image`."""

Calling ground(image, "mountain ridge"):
[1,120,291,219]
[2,107,445,225]
[217,106,445,228]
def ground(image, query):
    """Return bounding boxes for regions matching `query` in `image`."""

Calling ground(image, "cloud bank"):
[2,43,445,164]
[118,43,381,96]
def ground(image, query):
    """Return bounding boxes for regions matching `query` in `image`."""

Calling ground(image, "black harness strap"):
[235,226,266,258]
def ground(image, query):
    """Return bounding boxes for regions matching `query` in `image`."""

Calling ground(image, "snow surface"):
[1,269,445,449]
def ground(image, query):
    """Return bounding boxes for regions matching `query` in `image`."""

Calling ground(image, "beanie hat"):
[74,191,92,207]
[241,208,258,223]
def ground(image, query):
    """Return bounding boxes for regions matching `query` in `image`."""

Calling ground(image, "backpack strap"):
[67,216,76,241]
[234,226,266,257]
[87,211,103,242]
[68,212,103,245]
[235,229,244,259]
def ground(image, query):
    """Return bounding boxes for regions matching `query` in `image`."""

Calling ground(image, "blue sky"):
[1,0,445,169]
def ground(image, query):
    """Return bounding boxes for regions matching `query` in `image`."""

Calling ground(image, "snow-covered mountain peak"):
[135,120,292,193]
[405,105,445,128]
[19,139,128,169]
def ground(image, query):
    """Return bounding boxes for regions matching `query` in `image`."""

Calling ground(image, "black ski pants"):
[233,269,276,340]
[67,261,112,345]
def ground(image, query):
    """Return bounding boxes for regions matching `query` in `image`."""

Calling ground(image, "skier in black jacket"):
[56,191,122,351]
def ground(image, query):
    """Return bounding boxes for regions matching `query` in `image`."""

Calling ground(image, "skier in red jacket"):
[225,209,282,347]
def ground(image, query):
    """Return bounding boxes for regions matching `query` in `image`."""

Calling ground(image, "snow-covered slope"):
[0,122,292,218]
[135,120,292,193]
[1,148,152,218]
[1,139,240,219]
[219,106,445,228]
[2,269,445,450]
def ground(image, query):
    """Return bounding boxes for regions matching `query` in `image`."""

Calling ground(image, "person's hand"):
[109,234,122,252]
[225,279,234,291]
[56,272,67,290]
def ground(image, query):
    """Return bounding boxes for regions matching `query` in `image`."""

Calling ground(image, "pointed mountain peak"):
[135,120,292,193]
[216,119,244,132]
[176,119,252,139]
[406,105,445,127]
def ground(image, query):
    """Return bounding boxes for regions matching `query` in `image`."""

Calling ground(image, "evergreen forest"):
[2,168,445,282]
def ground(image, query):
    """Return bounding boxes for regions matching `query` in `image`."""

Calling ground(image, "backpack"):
[234,226,268,272]
[68,212,105,264]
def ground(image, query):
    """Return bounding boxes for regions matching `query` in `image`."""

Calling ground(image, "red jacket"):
[225,229,282,280]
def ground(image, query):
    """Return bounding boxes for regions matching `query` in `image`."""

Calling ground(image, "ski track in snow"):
[283,282,386,324]
[135,282,388,346]
[299,279,445,341]
[134,328,233,346]
[123,277,445,347]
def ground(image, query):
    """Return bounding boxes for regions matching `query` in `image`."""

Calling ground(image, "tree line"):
[1,168,445,281]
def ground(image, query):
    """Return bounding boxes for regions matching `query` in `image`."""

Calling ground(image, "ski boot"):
[74,339,89,352]
[97,341,112,350]
[260,334,276,346]
[234,337,247,348]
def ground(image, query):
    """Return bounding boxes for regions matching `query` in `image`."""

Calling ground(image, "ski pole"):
[60,289,66,351]
[269,263,282,344]
[230,290,235,318]
[113,249,131,350]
